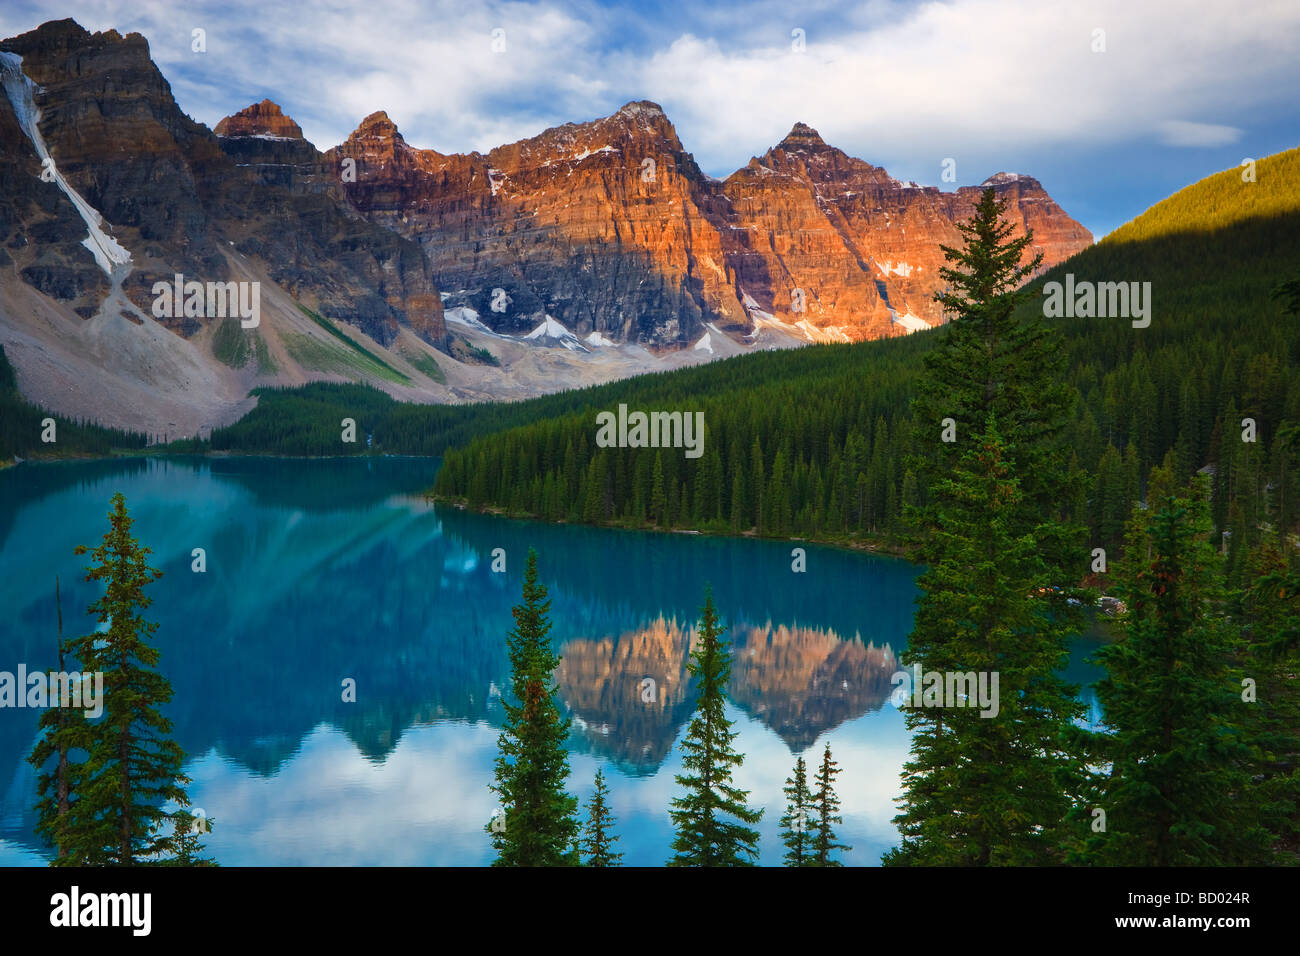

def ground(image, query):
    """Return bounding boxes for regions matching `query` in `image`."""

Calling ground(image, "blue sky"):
[3,0,1298,238]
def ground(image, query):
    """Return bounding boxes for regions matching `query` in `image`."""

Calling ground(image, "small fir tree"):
[779,755,815,866]
[668,589,762,866]
[488,549,580,865]
[580,768,622,866]
[810,742,850,866]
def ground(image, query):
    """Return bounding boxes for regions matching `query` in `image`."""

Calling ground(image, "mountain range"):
[0,19,1091,436]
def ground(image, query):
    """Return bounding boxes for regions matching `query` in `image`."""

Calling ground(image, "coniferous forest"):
[430,149,1300,587]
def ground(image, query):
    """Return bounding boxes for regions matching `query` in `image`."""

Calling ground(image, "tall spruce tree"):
[888,189,1087,866]
[30,494,209,865]
[779,755,814,866]
[580,768,622,866]
[810,742,849,866]
[668,589,762,866]
[887,415,1083,865]
[911,186,1084,575]
[488,549,580,866]
[1083,483,1271,864]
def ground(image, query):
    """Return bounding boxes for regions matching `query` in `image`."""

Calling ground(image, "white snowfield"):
[443,305,500,335]
[890,308,931,332]
[525,315,588,351]
[0,51,132,277]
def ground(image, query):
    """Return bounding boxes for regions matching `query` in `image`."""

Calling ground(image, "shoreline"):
[5,448,441,465]
[425,492,915,561]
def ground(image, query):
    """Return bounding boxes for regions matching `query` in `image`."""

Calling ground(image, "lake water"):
[0,456,1103,866]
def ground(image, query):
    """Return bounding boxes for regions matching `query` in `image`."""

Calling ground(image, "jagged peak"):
[615,100,667,120]
[350,110,403,140]
[214,99,303,139]
[3,18,111,56]
[980,171,1038,188]
[778,122,828,150]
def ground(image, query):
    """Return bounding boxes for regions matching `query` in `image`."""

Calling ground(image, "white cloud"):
[3,0,1294,168]
[634,0,1299,175]
[1,0,1297,236]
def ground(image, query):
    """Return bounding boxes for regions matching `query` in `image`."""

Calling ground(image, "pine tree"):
[779,755,814,866]
[668,589,762,866]
[162,808,217,866]
[886,415,1082,865]
[910,186,1084,576]
[1238,540,1300,859]
[580,768,622,866]
[30,494,209,865]
[650,452,667,527]
[488,549,580,866]
[810,742,850,866]
[889,189,1087,866]
[29,577,87,864]
[1084,481,1270,864]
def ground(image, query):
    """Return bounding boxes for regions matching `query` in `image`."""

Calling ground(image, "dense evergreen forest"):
[0,345,147,460]
[432,148,1300,575]
[201,348,890,459]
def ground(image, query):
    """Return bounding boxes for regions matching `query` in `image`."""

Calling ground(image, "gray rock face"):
[0,19,445,348]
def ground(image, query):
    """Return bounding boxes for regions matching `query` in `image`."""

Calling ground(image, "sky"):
[2,0,1298,238]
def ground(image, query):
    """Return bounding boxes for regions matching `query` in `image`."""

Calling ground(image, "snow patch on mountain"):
[877,260,916,277]
[572,145,619,162]
[444,306,500,335]
[794,320,852,344]
[0,51,132,277]
[524,315,589,351]
[694,331,713,354]
[741,290,778,324]
[585,330,616,347]
[890,309,931,333]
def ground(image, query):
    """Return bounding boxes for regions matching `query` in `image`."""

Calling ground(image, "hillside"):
[0,343,146,459]
[429,147,1300,568]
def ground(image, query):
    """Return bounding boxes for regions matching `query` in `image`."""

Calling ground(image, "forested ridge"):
[431,147,1300,571]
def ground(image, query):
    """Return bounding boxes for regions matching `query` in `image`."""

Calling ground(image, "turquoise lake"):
[0,456,1103,865]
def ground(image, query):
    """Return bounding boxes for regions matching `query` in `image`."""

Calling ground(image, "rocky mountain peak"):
[214,99,304,139]
[351,110,403,142]
[591,99,681,149]
[615,99,666,120]
[777,121,828,151]
[980,171,1034,188]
